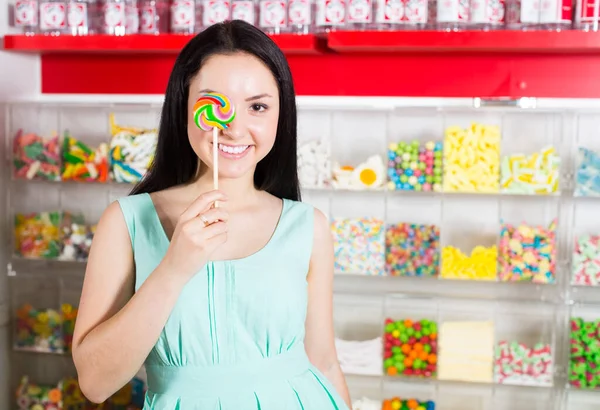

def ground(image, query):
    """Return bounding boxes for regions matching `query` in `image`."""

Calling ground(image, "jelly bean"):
[494,341,553,386]
[14,304,64,353]
[12,130,61,181]
[575,147,600,197]
[498,220,557,284]
[386,223,440,277]
[572,234,600,286]
[569,318,600,390]
[384,318,438,378]
[109,114,157,184]
[332,218,385,275]
[335,337,383,376]
[382,397,435,410]
[441,245,497,281]
[61,133,109,183]
[14,212,62,260]
[438,321,495,383]
[387,141,443,192]
[500,147,560,195]
[443,123,501,193]
[298,140,331,189]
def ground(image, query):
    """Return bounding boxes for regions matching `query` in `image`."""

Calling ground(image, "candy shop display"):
[15,212,62,259]
[387,141,443,192]
[16,376,62,410]
[498,220,557,284]
[386,223,440,277]
[13,129,61,181]
[572,234,600,287]
[61,133,109,182]
[569,317,600,390]
[500,146,560,195]
[332,156,386,190]
[438,321,495,383]
[383,318,438,378]
[440,245,498,281]
[494,341,553,386]
[109,114,157,184]
[298,140,332,189]
[352,397,381,410]
[382,398,436,410]
[335,337,383,376]
[443,123,501,193]
[575,147,600,197]
[59,212,95,262]
[15,304,65,353]
[332,218,385,275]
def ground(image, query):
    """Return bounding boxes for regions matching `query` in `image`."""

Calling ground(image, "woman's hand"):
[162,190,228,282]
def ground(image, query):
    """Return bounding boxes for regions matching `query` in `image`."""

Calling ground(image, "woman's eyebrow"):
[246,94,272,101]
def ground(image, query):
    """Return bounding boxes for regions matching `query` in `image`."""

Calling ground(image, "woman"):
[72,20,352,410]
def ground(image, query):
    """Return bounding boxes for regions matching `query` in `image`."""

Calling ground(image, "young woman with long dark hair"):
[71,20,351,409]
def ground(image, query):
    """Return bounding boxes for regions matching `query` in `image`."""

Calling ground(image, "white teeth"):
[218,144,249,155]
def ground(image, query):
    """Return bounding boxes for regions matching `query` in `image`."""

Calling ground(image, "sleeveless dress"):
[117,194,349,410]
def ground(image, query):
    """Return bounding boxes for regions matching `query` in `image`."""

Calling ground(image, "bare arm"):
[72,201,187,403]
[304,209,352,408]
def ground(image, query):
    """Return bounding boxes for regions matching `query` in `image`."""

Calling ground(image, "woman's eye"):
[250,103,267,112]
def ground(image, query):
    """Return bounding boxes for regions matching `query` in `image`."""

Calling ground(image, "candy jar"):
[287,0,312,33]
[202,0,231,27]
[469,0,504,29]
[231,0,257,26]
[574,0,598,30]
[125,0,140,33]
[140,0,169,33]
[39,0,68,34]
[315,0,346,32]
[171,0,199,33]
[14,0,40,34]
[258,0,287,33]
[102,0,127,34]
[345,0,374,29]
[67,0,96,35]
[435,0,469,30]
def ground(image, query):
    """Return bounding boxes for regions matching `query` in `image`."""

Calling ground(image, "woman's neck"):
[191,169,259,208]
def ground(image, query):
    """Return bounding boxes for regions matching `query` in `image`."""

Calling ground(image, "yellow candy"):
[441,245,498,281]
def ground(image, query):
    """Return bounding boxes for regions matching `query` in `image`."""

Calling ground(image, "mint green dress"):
[117,194,349,410]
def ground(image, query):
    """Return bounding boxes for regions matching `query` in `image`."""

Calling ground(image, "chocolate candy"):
[570,317,600,390]
[498,220,557,284]
[332,218,385,275]
[384,318,438,378]
[387,141,443,192]
[573,234,600,286]
[494,341,553,386]
[440,245,497,281]
[500,147,560,195]
[386,223,440,277]
[14,212,62,260]
[13,130,61,181]
[575,147,600,197]
[61,133,109,182]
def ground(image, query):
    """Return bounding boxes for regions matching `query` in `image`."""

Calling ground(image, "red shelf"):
[328,30,600,53]
[1,33,324,55]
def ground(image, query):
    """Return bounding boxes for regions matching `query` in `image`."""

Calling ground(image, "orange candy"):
[430,332,437,340]
[413,342,423,351]
[401,344,411,354]
[409,350,418,359]
[418,351,429,361]
[404,319,413,327]
[428,353,437,364]
[387,366,398,376]
[404,358,413,367]
[407,399,418,409]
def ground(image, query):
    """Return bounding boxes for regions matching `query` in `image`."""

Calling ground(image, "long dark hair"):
[130,20,300,201]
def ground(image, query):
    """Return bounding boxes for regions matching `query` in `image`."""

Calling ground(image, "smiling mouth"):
[217,143,251,156]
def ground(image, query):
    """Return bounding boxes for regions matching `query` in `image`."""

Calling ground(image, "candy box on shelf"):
[383,297,438,379]
[382,397,435,410]
[14,211,62,260]
[569,313,600,391]
[298,139,332,189]
[13,129,61,181]
[14,302,65,354]
[500,146,560,195]
[61,132,109,183]
[387,140,443,192]
[572,234,600,287]
[16,376,62,410]
[331,155,387,191]
[59,212,95,262]
[575,147,600,197]
[331,217,385,275]
[443,123,501,194]
[109,114,157,184]
[386,222,440,277]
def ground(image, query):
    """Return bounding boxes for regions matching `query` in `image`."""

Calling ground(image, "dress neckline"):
[143,193,288,263]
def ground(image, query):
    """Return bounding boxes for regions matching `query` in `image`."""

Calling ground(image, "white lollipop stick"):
[213,127,219,208]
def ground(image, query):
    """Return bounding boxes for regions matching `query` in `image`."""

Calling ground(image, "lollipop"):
[193,93,236,200]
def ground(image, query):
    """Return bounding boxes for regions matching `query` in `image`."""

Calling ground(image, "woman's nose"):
[221,115,246,140]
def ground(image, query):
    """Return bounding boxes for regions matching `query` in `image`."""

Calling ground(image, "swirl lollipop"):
[193,93,236,203]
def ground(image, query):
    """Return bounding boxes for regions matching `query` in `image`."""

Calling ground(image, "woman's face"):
[187,52,280,180]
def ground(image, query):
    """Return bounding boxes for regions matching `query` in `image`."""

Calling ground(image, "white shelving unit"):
[3,98,600,410]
